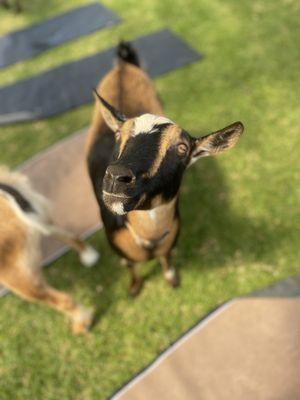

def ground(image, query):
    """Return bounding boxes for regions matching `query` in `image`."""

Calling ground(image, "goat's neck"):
[126,197,177,240]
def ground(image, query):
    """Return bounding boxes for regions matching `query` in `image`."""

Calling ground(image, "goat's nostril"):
[116,175,133,184]
[105,165,135,185]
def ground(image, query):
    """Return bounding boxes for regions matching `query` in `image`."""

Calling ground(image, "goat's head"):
[95,92,244,216]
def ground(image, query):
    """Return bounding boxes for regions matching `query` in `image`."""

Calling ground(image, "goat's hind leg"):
[15,0,22,13]
[0,0,10,9]
[0,263,93,334]
[47,225,100,267]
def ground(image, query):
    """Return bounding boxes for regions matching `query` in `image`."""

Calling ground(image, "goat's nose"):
[106,165,135,184]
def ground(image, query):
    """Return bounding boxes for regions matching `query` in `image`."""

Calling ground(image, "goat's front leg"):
[125,261,143,297]
[159,254,180,288]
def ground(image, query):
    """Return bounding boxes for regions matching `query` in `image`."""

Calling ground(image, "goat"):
[0,166,99,334]
[86,41,244,296]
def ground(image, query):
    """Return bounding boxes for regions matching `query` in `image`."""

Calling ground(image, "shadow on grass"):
[179,157,287,271]
[141,155,288,286]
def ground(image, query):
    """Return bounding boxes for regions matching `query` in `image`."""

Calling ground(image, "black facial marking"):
[151,122,171,132]
[115,131,162,177]
[145,145,186,203]
[87,126,126,231]
[0,183,36,213]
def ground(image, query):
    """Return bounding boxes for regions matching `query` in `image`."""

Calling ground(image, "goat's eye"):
[177,143,188,156]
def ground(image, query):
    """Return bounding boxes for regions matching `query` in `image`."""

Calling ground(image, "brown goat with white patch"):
[86,42,244,296]
[0,166,99,333]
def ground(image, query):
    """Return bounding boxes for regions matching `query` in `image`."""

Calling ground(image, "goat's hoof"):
[72,306,93,335]
[80,245,100,268]
[165,268,180,288]
[128,280,142,298]
[120,258,130,267]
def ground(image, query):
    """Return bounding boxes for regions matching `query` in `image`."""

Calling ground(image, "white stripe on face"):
[133,114,173,136]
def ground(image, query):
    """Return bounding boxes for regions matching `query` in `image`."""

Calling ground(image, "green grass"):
[0,0,300,398]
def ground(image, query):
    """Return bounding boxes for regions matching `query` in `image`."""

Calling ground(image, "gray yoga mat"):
[109,297,300,400]
[0,29,202,125]
[0,2,120,69]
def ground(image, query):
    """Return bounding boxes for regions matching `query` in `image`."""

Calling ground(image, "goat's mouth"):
[102,190,132,200]
[102,190,136,215]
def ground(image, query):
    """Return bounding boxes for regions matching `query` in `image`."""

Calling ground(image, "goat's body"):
[0,166,99,333]
[87,42,244,294]
[86,42,244,296]
[86,62,179,264]
[86,47,180,294]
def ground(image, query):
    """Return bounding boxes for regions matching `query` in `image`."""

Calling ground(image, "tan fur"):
[86,63,164,156]
[127,197,177,243]
[0,167,98,333]
[112,197,178,261]
[146,125,182,178]
[118,119,135,158]
[113,228,149,263]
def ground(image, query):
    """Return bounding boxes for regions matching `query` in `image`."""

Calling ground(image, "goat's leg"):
[0,0,10,9]
[0,263,93,334]
[15,0,22,13]
[159,254,180,288]
[47,225,99,267]
[126,262,142,297]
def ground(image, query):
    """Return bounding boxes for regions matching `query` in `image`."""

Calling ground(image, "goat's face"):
[96,93,244,216]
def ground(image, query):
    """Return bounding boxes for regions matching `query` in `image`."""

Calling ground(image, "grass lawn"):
[0,0,299,398]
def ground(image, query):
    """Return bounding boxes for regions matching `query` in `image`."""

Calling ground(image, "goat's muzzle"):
[102,165,136,215]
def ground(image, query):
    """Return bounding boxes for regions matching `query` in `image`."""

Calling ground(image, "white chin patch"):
[134,114,173,136]
[111,201,126,215]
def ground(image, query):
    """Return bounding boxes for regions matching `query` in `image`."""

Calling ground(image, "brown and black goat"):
[86,42,244,296]
[0,166,99,333]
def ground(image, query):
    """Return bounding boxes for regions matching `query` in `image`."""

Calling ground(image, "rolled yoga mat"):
[110,296,300,400]
[0,29,202,125]
[0,2,120,69]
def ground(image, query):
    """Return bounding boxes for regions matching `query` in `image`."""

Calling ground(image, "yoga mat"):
[0,2,120,69]
[20,128,101,264]
[0,29,202,125]
[110,297,300,400]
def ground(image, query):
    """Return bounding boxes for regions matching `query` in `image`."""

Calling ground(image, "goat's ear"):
[93,89,126,132]
[189,121,244,165]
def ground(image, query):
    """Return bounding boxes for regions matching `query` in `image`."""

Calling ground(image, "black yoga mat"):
[0,29,202,125]
[0,2,120,69]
